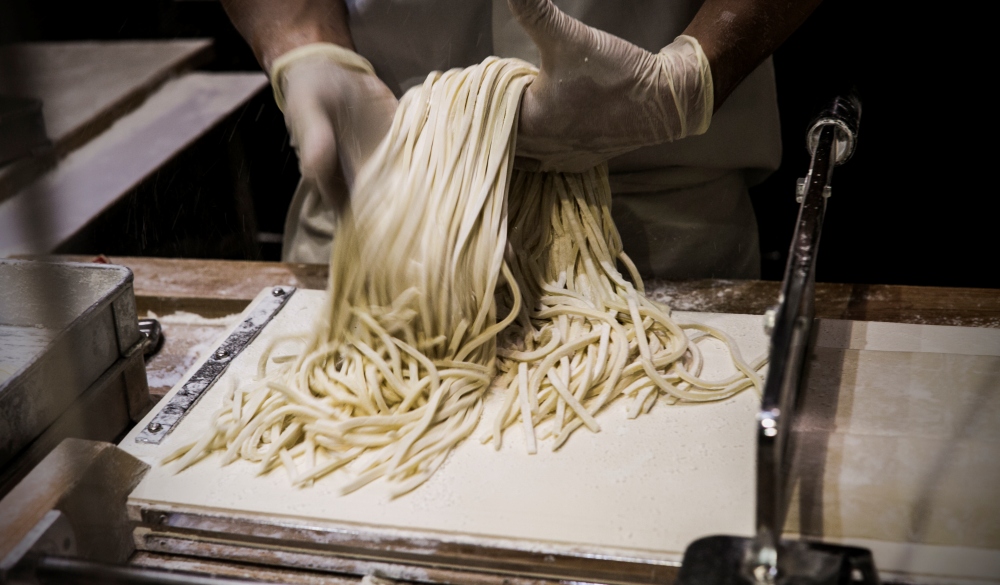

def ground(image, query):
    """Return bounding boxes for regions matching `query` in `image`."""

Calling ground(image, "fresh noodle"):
[487,169,765,451]
[166,56,765,496]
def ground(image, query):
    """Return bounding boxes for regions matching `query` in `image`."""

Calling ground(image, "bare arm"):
[218,0,396,208]
[219,0,355,72]
[683,0,825,109]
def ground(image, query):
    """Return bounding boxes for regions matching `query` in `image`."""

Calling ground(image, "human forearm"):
[683,0,824,109]
[220,0,355,72]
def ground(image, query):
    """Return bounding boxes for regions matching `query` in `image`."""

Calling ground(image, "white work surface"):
[122,289,1000,584]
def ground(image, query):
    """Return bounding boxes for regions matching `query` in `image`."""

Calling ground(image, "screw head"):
[214,348,229,359]
[272,287,285,296]
[147,422,162,433]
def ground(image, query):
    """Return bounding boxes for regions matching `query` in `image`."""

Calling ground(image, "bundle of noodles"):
[165,57,536,497]
[166,55,767,496]
[487,168,766,453]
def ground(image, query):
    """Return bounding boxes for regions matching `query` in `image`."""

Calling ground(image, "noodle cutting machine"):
[3,94,1000,585]
[676,96,877,585]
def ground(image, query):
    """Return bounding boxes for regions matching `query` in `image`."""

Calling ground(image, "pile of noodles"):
[165,57,764,497]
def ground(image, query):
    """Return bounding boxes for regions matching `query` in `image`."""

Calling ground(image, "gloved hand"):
[270,43,397,212]
[508,0,714,172]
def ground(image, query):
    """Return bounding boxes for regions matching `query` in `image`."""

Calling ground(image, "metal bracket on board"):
[135,286,296,444]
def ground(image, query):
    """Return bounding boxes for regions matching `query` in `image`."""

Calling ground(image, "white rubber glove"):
[508,0,714,172]
[270,43,397,211]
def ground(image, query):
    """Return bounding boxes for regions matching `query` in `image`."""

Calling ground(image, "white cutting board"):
[121,289,1000,583]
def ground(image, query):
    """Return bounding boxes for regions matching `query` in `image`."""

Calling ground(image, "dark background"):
[749,1,993,289]
[1,0,994,288]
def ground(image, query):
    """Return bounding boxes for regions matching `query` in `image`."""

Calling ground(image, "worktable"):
[114,256,1000,402]
[41,256,1000,583]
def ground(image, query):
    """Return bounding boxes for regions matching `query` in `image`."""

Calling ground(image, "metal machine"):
[678,94,872,585]
[0,260,151,497]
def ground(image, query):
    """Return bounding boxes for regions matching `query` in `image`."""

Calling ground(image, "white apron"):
[282,0,782,278]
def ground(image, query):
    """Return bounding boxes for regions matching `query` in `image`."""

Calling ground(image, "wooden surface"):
[646,279,1000,329]
[126,257,328,317]
[83,256,1000,328]
[0,40,213,204]
[34,256,1000,401]
[0,73,268,257]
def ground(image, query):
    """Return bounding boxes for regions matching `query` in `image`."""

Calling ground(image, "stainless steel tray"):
[0,260,146,470]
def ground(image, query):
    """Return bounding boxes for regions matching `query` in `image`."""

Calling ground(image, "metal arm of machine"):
[677,94,877,585]
[753,93,863,577]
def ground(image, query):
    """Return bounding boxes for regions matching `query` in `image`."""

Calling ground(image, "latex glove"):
[508,0,714,172]
[271,43,397,211]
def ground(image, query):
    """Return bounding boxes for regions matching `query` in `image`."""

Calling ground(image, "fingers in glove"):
[507,0,587,58]
[507,0,558,36]
[331,75,397,186]
[279,53,397,196]
[288,102,347,212]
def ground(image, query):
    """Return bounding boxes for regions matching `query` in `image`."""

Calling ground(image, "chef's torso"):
[346,0,781,186]
[285,0,781,278]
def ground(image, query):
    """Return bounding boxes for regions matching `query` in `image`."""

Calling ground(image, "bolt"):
[756,408,781,439]
[147,422,162,433]
[215,348,229,359]
[272,287,285,296]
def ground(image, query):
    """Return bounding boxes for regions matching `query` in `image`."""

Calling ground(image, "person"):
[221,0,823,278]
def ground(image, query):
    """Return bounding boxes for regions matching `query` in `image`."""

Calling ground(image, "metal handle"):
[752,93,862,582]
[138,319,163,358]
